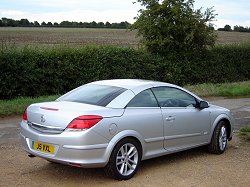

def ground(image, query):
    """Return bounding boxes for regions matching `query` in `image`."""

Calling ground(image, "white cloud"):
[0,9,138,23]
[34,0,134,10]
[34,0,82,8]
[0,10,27,17]
[1,0,250,28]
[0,0,141,23]
[195,0,250,28]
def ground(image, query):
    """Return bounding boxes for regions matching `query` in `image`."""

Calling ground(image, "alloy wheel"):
[116,143,139,176]
[219,126,227,151]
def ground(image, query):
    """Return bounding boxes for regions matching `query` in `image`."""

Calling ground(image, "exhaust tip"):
[28,154,36,158]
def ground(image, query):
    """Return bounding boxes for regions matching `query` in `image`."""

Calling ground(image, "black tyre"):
[104,138,142,180]
[208,121,228,154]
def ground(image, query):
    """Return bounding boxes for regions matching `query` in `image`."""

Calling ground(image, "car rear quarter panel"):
[92,107,165,160]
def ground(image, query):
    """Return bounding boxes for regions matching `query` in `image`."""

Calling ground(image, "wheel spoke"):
[128,158,137,165]
[127,146,135,156]
[117,156,123,159]
[119,163,125,174]
[129,149,137,158]
[124,163,128,175]
[120,146,125,157]
[124,144,128,154]
[219,139,223,149]
[116,160,123,166]
[127,162,134,170]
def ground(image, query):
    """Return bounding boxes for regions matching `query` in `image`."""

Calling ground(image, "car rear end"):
[20,84,127,167]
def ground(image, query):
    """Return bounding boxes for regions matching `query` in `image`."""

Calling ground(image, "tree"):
[233,25,250,33]
[130,0,217,55]
[90,21,97,27]
[41,21,46,26]
[218,24,231,31]
[1,17,8,26]
[111,22,118,28]
[34,21,40,27]
[208,23,215,31]
[119,21,130,28]
[47,22,53,27]
[19,19,30,26]
[97,22,105,28]
[105,21,111,27]
[54,22,59,27]
[7,18,17,27]
[60,21,72,27]
[224,24,231,31]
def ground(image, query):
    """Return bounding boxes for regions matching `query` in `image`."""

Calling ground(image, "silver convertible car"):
[20,79,234,180]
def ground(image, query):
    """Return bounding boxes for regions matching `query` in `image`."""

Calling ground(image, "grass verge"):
[0,80,249,117]
[238,126,250,141]
[0,95,58,117]
[185,80,250,97]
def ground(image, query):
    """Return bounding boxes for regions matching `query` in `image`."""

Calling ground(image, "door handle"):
[166,116,175,121]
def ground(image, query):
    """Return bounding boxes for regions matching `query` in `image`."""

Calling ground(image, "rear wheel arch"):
[109,136,143,159]
[107,130,145,157]
[105,136,143,180]
[118,136,143,154]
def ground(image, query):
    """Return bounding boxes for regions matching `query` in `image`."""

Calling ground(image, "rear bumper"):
[20,121,111,168]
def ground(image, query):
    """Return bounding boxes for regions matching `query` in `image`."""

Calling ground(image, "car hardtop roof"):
[89,79,176,89]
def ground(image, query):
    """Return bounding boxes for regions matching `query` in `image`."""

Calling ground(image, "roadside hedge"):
[0,44,249,99]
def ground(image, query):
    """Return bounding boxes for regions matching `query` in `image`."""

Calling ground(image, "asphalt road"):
[0,98,249,186]
[208,98,250,130]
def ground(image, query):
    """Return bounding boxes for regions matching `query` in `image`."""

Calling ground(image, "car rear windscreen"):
[58,84,127,106]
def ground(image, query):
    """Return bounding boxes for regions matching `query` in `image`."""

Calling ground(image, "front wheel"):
[208,121,228,154]
[104,138,142,180]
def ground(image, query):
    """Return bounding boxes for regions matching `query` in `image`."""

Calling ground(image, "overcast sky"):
[1,0,250,28]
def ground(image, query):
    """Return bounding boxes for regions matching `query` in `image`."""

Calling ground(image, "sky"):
[0,0,250,28]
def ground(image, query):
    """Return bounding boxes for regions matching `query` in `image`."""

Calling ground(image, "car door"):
[123,89,164,154]
[151,86,211,151]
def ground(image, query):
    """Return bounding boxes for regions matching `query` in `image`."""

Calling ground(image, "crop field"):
[0,27,139,47]
[216,31,250,44]
[1,27,250,47]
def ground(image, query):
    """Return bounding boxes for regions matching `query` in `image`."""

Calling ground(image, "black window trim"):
[97,88,127,106]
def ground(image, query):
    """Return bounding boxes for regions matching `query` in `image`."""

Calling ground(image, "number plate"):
[32,141,55,154]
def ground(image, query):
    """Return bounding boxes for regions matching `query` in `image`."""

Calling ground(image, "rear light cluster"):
[67,115,103,130]
[23,109,28,121]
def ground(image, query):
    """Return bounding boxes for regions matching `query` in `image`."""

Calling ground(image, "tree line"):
[218,24,250,33]
[0,17,131,29]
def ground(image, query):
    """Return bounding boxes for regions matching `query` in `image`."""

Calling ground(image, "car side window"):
[126,89,159,107]
[152,87,197,107]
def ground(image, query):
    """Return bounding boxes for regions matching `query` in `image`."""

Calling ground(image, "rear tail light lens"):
[67,115,103,130]
[23,108,28,121]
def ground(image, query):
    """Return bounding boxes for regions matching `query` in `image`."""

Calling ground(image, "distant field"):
[1,27,250,47]
[0,27,139,47]
[216,31,250,44]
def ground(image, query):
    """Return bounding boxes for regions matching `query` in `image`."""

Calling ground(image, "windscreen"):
[58,84,126,106]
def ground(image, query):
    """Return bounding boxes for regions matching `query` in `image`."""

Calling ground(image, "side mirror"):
[199,101,209,109]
